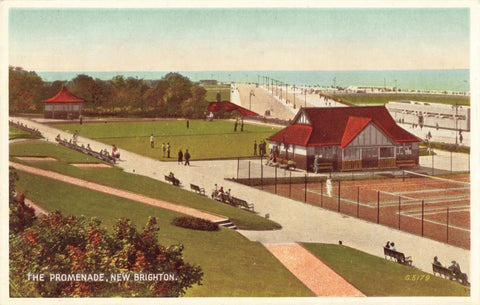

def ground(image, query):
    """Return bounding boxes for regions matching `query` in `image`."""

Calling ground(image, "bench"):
[432,264,469,286]
[164,175,180,186]
[277,158,296,171]
[383,247,412,266]
[230,197,254,212]
[190,184,205,195]
[396,160,416,168]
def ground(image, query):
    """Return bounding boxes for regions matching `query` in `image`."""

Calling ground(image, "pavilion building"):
[268,106,420,172]
[44,87,86,119]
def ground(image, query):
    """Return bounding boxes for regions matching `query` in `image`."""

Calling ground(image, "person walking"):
[150,134,154,148]
[178,149,183,165]
[162,143,166,157]
[254,140,257,156]
[314,155,319,174]
[186,120,190,129]
[184,149,191,166]
[167,143,171,158]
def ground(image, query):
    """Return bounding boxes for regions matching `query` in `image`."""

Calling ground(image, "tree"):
[9,66,44,113]
[9,167,36,235]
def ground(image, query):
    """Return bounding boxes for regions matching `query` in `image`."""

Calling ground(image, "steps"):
[213,219,237,230]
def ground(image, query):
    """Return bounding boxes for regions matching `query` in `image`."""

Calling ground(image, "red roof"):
[208,101,258,117]
[270,106,419,146]
[340,116,372,148]
[44,87,86,103]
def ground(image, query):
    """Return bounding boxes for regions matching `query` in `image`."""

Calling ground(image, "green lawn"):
[328,94,470,106]
[9,126,43,141]
[10,141,280,231]
[13,170,313,297]
[52,120,275,160]
[302,243,470,296]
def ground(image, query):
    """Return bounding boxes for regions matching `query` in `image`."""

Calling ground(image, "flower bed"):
[172,217,219,231]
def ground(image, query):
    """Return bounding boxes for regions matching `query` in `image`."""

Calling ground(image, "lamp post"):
[249,90,255,110]
[395,79,398,95]
[304,87,307,108]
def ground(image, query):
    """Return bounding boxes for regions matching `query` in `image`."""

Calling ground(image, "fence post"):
[377,191,380,224]
[403,170,405,182]
[446,207,449,244]
[289,171,292,197]
[321,180,323,207]
[421,200,425,236]
[357,186,360,218]
[450,151,452,174]
[398,196,401,229]
[248,161,251,186]
[275,166,277,194]
[432,153,434,176]
[261,156,263,189]
[237,157,239,180]
[337,180,341,212]
[304,174,307,202]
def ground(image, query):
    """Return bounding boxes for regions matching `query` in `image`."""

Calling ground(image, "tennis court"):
[259,172,470,249]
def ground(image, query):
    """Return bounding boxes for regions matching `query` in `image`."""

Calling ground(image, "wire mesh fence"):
[234,158,470,249]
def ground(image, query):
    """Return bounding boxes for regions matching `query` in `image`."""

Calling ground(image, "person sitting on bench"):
[433,256,442,267]
[448,261,469,284]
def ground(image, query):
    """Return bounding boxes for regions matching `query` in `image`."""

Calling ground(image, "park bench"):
[396,159,416,168]
[277,158,296,171]
[190,183,205,196]
[230,197,254,212]
[383,247,413,266]
[432,264,469,286]
[164,174,181,186]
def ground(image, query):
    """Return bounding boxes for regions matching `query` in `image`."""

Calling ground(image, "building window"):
[380,147,394,158]
[363,147,378,158]
[344,148,361,160]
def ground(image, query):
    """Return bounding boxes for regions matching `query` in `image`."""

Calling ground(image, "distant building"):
[386,100,470,132]
[44,87,86,119]
[268,106,419,172]
[199,79,218,86]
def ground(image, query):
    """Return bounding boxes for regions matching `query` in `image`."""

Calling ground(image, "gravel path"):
[10,161,227,223]
[264,243,365,297]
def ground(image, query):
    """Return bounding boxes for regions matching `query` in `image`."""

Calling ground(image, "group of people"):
[211,184,232,201]
[433,256,469,284]
[177,149,191,166]
[254,140,268,156]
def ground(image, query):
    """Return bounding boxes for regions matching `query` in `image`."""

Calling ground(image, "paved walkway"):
[10,161,227,223]
[9,117,471,284]
[264,243,365,297]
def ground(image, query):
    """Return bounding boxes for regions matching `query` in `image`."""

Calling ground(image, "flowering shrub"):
[172,217,219,231]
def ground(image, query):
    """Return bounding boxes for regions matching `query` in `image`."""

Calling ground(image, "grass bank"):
[10,141,280,231]
[12,170,312,297]
[302,243,469,296]
[326,94,469,106]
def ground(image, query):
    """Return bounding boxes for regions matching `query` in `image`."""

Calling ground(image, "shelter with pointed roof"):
[44,87,86,119]
[207,101,259,117]
[268,106,419,171]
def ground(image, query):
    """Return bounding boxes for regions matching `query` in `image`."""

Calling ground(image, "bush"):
[172,217,219,231]
[9,211,204,297]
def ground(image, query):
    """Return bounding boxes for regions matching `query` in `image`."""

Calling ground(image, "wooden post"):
[421,200,425,236]
[237,157,239,180]
[261,155,263,189]
[321,180,323,207]
[357,186,360,218]
[248,161,251,186]
[377,191,380,224]
[275,166,277,194]
[337,180,341,212]
[446,207,449,244]
[398,196,401,229]
[289,171,292,197]
[304,174,307,202]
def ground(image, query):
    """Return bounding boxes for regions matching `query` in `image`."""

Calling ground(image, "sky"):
[8,7,471,71]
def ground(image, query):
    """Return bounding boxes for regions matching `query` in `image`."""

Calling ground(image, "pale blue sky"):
[9,8,470,71]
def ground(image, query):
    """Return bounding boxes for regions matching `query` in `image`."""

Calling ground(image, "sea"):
[36,70,470,93]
